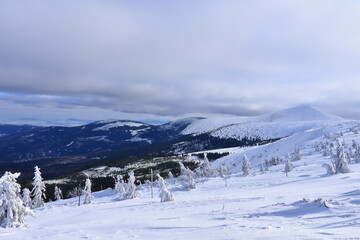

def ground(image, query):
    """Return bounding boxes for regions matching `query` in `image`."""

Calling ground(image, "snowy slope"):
[258,105,342,122]
[183,106,344,141]
[3,156,360,239]
[2,109,360,239]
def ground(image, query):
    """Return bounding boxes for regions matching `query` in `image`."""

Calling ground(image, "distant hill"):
[0,124,41,138]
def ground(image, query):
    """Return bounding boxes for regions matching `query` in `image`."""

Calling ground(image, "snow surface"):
[3,160,360,239]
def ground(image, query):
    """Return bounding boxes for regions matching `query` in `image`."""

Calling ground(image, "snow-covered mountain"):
[258,105,342,122]
[182,106,344,140]
[0,106,351,180]
[3,109,360,239]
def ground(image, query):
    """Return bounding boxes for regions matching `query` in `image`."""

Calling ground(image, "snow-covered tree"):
[167,170,174,179]
[196,153,218,178]
[83,178,93,204]
[353,145,360,164]
[322,163,335,175]
[178,162,196,190]
[0,172,34,228]
[218,163,230,178]
[242,155,251,176]
[123,171,139,199]
[114,175,126,198]
[21,188,32,208]
[333,141,351,174]
[260,163,268,174]
[294,147,301,160]
[54,186,63,201]
[31,166,46,208]
[269,155,281,166]
[157,174,174,202]
[284,159,293,177]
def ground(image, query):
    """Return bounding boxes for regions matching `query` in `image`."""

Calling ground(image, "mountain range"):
[0,106,345,180]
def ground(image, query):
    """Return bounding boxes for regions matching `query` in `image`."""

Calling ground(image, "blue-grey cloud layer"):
[1,0,360,119]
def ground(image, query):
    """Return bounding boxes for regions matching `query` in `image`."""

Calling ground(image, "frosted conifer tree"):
[354,145,360,163]
[178,162,196,190]
[284,159,293,177]
[0,172,34,228]
[114,175,126,198]
[168,170,174,179]
[31,166,46,208]
[21,188,32,208]
[218,163,230,178]
[83,178,93,204]
[322,163,335,175]
[197,153,218,178]
[157,174,174,202]
[54,186,63,201]
[242,155,251,176]
[294,147,301,160]
[260,163,268,174]
[123,171,139,199]
[333,142,351,174]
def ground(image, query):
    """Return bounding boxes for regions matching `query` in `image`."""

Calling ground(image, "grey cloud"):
[0,0,360,119]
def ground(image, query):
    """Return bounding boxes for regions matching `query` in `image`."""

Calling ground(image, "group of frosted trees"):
[0,166,47,228]
[320,139,352,175]
[114,170,173,202]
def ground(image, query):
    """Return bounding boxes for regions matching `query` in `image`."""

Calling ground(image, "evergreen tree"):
[31,166,46,208]
[83,178,93,204]
[242,155,251,176]
[178,162,196,190]
[284,159,293,177]
[167,170,174,179]
[54,186,63,201]
[114,175,126,198]
[197,153,218,178]
[353,144,360,163]
[294,147,301,160]
[157,174,174,202]
[123,171,139,199]
[260,163,268,174]
[333,141,351,174]
[322,163,335,175]
[0,172,34,228]
[21,188,32,208]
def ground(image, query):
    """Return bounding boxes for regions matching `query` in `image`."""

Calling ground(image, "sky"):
[0,0,360,124]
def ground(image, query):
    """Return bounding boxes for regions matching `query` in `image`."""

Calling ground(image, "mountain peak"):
[260,105,342,122]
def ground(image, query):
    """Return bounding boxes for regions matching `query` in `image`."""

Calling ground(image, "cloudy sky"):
[0,0,360,124]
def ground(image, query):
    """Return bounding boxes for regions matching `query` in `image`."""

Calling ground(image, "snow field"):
[1,154,360,239]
